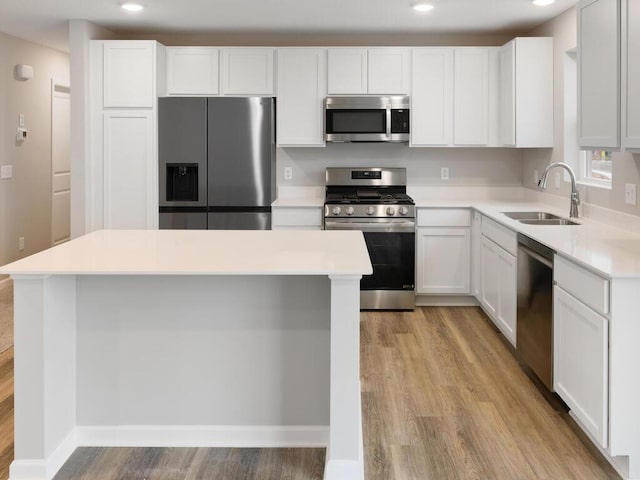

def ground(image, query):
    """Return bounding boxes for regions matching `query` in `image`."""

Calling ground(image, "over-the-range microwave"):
[324,95,410,143]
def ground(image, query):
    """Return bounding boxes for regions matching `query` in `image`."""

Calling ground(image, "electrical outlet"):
[625,183,637,206]
[284,167,293,181]
[441,167,450,181]
[555,173,561,189]
[18,237,24,251]
[533,169,539,186]
[0,165,12,179]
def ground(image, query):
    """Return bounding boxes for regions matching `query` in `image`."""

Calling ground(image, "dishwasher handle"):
[518,243,553,269]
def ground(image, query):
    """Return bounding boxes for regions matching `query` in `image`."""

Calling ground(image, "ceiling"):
[0,0,576,53]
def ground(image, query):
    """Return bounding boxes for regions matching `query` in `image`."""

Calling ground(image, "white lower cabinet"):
[416,227,470,294]
[471,211,482,299]
[480,235,517,346]
[554,285,609,448]
[271,206,323,230]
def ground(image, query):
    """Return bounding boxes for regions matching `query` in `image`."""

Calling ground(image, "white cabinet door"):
[471,212,482,299]
[166,47,219,95]
[481,236,499,321]
[327,48,368,94]
[411,48,453,146]
[578,0,620,149]
[500,40,516,146]
[417,227,470,295]
[103,111,156,229]
[554,285,609,448]
[454,48,489,145]
[368,48,411,94]
[220,48,274,95]
[623,0,640,149]
[500,38,553,147]
[277,49,326,147]
[496,247,517,345]
[103,41,155,108]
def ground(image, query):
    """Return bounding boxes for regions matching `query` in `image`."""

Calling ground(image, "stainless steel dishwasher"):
[516,234,555,390]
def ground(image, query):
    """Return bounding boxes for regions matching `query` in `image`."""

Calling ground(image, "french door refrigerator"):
[159,97,276,230]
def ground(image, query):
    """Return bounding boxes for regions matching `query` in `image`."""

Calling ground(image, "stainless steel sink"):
[519,218,581,226]
[502,211,562,220]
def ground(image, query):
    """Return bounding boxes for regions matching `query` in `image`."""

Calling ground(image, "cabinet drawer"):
[272,207,323,227]
[555,256,610,315]
[481,217,517,256]
[417,208,470,227]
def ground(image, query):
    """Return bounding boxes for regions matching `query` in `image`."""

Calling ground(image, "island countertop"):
[0,229,373,276]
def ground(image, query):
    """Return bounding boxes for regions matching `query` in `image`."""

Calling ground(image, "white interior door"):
[52,82,71,245]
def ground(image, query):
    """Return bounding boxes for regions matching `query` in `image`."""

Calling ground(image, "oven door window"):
[326,109,387,134]
[361,231,415,290]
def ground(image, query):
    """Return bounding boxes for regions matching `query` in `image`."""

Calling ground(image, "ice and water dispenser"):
[165,163,199,202]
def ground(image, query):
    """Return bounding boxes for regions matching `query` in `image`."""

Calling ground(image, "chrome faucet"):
[538,162,581,218]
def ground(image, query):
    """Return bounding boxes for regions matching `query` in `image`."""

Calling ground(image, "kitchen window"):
[564,49,612,189]
[580,150,612,186]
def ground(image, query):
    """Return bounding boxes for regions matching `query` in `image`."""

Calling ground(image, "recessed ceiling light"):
[413,3,434,12]
[532,0,555,5]
[121,2,144,12]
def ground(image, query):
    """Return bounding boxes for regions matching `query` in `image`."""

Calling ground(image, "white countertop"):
[411,195,640,279]
[272,186,640,279]
[0,230,373,276]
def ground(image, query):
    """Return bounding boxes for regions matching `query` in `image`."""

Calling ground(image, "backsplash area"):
[277,144,524,187]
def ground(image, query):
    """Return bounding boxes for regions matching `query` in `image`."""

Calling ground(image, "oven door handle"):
[324,220,416,233]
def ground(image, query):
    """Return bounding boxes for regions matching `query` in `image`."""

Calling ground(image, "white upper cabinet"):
[103,41,156,108]
[367,48,411,94]
[220,48,274,95]
[622,0,640,150]
[454,48,489,145]
[277,49,326,147]
[411,48,453,146]
[500,37,554,148]
[578,0,620,149]
[327,48,368,94]
[327,48,410,95]
[412,47,497,147]
[166,47,219,95]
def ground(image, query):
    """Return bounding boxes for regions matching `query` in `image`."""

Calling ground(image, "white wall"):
[523,7,640,216]
[0,32,69,274]
[278,145,523,187]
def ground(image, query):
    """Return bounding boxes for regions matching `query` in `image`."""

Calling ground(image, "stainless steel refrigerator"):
[159,97,276,230]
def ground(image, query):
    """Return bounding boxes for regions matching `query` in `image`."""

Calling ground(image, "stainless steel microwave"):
[324,96,410,143]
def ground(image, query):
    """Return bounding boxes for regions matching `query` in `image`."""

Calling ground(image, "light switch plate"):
[284,167,293,181]
[625,183,637,206]
[0,165,12,179]
[441,167,450,180]
[19,114,25,127]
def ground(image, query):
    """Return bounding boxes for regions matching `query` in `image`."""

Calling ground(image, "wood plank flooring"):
[0,307,621,480]
[0,347,13,480]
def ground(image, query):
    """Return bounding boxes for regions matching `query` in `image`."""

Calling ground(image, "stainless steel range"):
[324,167,415,310]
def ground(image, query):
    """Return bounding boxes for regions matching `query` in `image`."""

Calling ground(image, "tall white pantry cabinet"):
[90,40,165,231]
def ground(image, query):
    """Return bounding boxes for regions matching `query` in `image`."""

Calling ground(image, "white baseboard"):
[76,424,330,448]
[10,429,77,480]
[323,459,364,480]
[416,295,479,307]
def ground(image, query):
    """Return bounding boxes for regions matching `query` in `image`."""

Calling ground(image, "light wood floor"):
[0,307,620,479]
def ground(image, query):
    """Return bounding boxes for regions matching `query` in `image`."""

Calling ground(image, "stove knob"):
[345,206,355,216]
[386,207,396,216]
[399,206,409,216]
[366,206,376,216]
[332,206,342,216]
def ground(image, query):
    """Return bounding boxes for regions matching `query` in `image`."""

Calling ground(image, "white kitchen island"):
[0,230,372,480]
